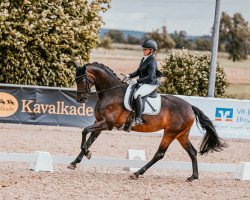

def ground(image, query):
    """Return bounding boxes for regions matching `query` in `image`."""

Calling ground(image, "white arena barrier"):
[0,151,249,181]
[29,151,54,172]
[124,149,146,172]
[176,95,250,139]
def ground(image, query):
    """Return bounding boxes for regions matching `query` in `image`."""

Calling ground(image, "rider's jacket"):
[129,54,161,85]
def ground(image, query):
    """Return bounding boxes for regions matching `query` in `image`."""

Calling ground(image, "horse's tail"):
[192,105,227,155]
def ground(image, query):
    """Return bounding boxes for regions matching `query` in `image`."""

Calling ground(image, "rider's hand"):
[125,74,130,79]
[130,79,137,85]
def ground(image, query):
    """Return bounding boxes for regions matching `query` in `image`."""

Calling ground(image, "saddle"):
[124,84,161,116]
[121,84,161,131]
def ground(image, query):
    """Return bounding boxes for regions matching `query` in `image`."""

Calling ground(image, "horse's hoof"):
[129,173,139,180]
[86,151,92,159]
[67,163,76,170]
[186,176,198,182]
[186,177,193,182]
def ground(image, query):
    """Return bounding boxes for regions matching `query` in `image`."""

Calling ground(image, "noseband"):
[75,74,94,98]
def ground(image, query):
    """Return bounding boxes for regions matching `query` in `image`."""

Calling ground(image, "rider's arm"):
[129,68,140,78]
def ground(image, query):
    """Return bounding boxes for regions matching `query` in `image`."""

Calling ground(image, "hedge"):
[158,49,229,97]
[0,0,111,87]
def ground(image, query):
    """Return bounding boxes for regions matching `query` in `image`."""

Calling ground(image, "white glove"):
[130,79,137,85]
[125,74,130,79]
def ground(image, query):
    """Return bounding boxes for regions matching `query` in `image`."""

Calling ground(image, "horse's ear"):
[71,61,79,69]
[82,64,86,72]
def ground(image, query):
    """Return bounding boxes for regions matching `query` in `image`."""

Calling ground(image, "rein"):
[96,84,124,94]
[75,74,86,81]
[76,74,124,95]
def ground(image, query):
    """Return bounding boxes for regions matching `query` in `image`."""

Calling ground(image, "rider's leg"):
[134,94,143,124]
[133,84,158,125]
[134,84,159,98]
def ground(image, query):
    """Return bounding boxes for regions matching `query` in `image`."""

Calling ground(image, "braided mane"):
[88,62,122,82]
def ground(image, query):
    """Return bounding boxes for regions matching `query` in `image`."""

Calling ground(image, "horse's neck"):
[95,77,120,91]
[90,66,123,92]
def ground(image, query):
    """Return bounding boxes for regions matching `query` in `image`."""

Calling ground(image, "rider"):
[126,39,162,125]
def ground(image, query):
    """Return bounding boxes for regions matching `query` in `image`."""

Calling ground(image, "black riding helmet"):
[141,39,158,51]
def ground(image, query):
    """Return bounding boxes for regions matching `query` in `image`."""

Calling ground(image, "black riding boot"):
[133,95,143,125]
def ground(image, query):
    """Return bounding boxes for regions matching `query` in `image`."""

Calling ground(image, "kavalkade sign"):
[0,85,96,127]
[21,100,93,116]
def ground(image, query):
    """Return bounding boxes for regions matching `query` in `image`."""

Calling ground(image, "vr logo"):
[215,108,233,122]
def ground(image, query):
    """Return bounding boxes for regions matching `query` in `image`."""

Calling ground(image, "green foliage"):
[194,37,211,51]
[0,0,111,86]
[158,50,229,97]
[219,12,250,62]
[127,35,141,45]
[171,30,190,49]
[105,29,126,43]
[146,26,175,51]
[171,31,211,51]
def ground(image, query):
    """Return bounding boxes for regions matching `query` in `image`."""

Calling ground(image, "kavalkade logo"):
[0,92,19,117]
[215,107,233,122]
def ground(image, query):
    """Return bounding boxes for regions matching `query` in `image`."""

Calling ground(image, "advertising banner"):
[0,84,249,139]
[178,95,250,139]
[0,84,96,127]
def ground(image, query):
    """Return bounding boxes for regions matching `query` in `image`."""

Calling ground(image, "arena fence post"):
[29,151,54,172]
[124,149,145,172]
[235,162,250,181]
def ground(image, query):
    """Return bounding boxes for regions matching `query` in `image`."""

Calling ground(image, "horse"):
[67,62,227,182]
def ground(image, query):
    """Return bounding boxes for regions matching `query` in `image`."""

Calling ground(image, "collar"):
[142,54,154,62]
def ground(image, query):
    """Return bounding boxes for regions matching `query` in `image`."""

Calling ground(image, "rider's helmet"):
[141,39,158,51]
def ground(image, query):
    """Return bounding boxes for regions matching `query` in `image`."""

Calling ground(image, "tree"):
[98,35,113,49]
[127,35,141,45]
[194,37,211,51]
[219,12,250,61]
[105,30,126,43]
[146,26,175,51]
[171,30,190,49]
[0,0,110,86]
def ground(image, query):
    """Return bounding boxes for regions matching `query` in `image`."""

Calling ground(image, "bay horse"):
[67,62,227,181]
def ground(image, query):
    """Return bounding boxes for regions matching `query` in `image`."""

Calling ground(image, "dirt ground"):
[0,123,250,200]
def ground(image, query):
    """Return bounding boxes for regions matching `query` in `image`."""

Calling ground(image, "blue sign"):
[215,108,233,122]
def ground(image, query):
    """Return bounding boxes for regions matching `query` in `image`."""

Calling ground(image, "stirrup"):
[132,117,143,126]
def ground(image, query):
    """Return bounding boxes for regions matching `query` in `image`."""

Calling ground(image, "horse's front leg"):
[68,130,101,169]
[68,120,108,169]
[79,121,98,158]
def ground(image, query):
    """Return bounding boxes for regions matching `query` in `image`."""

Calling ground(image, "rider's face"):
[142,48,151,56]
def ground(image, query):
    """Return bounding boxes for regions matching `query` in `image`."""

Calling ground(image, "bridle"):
[75,73,126,98]
[75,74,94,100]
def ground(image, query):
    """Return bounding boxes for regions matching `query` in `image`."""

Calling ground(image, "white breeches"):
[134,84,158,99]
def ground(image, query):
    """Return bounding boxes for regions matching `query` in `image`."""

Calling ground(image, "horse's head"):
[72,62,95,103]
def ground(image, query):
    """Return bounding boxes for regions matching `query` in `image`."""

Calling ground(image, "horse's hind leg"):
[130,134,174,180]
[177,132,198,182]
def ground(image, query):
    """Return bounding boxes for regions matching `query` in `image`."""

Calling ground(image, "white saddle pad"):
[124,84,161,115]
